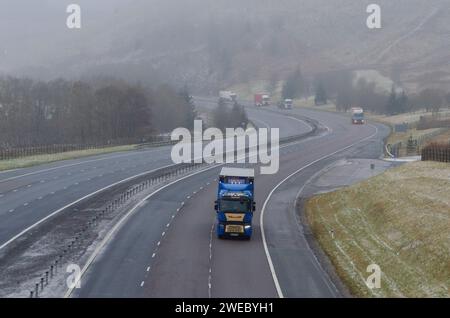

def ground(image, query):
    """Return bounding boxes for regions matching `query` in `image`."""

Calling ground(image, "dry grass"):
[428,130,450,145]
[370,109,450,126]
[0,145,136,172]
[305,161,450,297]
[387,128,444,145]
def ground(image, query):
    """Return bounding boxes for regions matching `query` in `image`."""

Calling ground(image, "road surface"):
[0,103,308,252]
[73,102,389,298]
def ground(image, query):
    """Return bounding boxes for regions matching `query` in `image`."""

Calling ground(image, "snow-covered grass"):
[387,128,445,145]
[305,161,450,297]
[369,109,450,126]
[0,145,136,172]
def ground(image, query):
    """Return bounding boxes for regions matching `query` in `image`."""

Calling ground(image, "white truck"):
[278,99,292,110]
[219,91,238,103]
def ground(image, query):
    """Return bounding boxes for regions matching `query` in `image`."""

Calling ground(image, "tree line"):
[213,100,249,131]
[282,69,450,115]
[0,77,196,148]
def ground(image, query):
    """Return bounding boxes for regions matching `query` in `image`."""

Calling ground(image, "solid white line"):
[64,164,222,298]
[260,124,379,298]
[285,115,314,132]
[0,163,181,251]
[0,148,168,183]
[251,118,271,130]
[63,118,333,298]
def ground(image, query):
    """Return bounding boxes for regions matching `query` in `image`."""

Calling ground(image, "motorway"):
[0,106,309,251]
[70,100,389,298]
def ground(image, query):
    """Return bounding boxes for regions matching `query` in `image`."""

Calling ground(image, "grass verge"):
[0,145,137,172]
[305,161,450,297]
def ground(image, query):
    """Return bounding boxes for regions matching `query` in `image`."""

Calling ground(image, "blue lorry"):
[215,167,255,239]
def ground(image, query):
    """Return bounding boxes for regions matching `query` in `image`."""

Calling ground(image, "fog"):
[1,0,449,92]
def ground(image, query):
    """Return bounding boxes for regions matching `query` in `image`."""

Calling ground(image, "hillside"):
[1,0,450,92]
[306,161,450,297]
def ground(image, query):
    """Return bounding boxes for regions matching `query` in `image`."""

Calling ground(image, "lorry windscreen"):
[220,198,250,213]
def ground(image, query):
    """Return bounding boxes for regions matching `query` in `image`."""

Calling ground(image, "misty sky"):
[0,0,449,92]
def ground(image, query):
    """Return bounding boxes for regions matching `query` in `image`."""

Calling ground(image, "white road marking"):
[63,164,221,298]
[208,221,215,298]
[146,267,150,272]
[9,209,14,213]
[140,281,145,287]
[152,253,156,258]
[0,163,184,251]
[23,203,28,206]
[63,121,335,298]
[0,147,168,183]
[27,184,32,188]
[260,124,379,298]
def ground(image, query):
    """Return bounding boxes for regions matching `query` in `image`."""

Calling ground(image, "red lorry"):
[254,94,270,107]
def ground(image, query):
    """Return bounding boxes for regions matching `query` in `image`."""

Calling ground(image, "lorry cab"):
[215,168,255,239]
[262,94,270,106]
[284,99,293,109]
[255,93,270,107]
[351,107,365,124]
